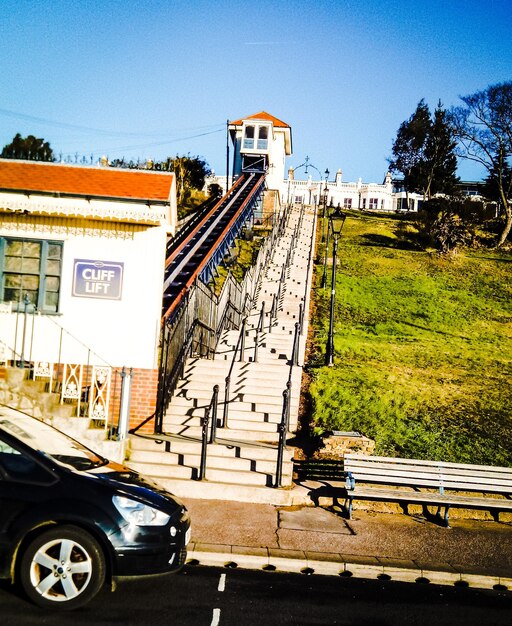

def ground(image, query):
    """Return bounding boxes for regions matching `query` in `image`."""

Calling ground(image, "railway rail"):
[162,172,266,320]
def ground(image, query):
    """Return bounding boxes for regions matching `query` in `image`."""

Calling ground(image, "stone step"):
[127,448,291,475]
[184,360,302,382]
[127,460,281,487]
[131,476,309,505]
[173,385,299,408]
[164,414,281,433]
[128,435,293,462]
[164,406,286,426]
[163,423,280,443]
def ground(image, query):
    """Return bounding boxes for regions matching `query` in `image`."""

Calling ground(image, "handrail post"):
[199,406,210,480]
[275,389,289,488]
[239,317,246,362]
[222,374,231,429]
[209,384,219,443]
[19,294,30,368]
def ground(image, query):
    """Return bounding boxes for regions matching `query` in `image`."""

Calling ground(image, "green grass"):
[309,212,512,466]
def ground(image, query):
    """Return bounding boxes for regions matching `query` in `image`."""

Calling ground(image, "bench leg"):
[344,497,353,520]
[437,506,450,528]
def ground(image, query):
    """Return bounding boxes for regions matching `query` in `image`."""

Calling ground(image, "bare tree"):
[450,82,512,247]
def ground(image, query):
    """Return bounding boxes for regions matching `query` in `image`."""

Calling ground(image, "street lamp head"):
[329,207,346,236]
[324,168,330,179]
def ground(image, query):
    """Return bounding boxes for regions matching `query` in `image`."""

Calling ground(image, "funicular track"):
[162,173,265,320]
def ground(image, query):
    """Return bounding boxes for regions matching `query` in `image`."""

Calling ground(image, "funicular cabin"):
[229,112,292,195]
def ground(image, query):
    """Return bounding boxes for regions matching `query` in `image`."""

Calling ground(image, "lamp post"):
[325,207,346,367]
[320,206,331,289]
[323,168,329,216]
[321,169,330,245]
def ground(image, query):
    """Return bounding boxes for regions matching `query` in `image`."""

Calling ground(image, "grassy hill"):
[309,212,512,466]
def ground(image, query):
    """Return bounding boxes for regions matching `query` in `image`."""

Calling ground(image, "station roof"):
[229,111,290,128]
[0,159,174,203]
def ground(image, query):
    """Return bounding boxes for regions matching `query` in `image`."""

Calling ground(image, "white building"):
[0,159,177,429]
[286,168,397,212]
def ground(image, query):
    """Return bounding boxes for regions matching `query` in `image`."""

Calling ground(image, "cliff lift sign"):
[72,260,124,300]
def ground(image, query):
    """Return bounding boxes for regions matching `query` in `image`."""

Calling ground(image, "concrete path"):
[184,497,512,592]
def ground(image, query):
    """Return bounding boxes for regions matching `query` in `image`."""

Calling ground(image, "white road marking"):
[211,608,221,626]
[218,573,226,592]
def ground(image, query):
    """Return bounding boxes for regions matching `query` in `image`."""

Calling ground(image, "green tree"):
[169,154,211,206]
[389,100,431,204]
[1,133,54,161]
[450,81,512,247]
[423,102,459,198]
[207,182,223,200]
[389,100,459,201]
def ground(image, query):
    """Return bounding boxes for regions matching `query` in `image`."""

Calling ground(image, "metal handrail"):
[275,388,289,488]
[198,384,220,480]
[221,317,247,429]
[253,301,265,363]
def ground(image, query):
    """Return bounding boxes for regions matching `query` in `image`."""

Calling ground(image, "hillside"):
[309,212,512,466]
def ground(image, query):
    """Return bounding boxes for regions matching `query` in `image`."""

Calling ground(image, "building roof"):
[0,159,174,202]
[229,111,290,128]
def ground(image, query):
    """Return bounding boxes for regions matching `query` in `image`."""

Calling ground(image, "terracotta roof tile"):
[229,111,290,128]
[0,159,174,202]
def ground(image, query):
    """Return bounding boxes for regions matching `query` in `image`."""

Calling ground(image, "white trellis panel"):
[89,366,111,429]
[61,363,83,417]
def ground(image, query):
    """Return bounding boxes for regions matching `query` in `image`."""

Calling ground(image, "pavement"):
[183,496,512,591]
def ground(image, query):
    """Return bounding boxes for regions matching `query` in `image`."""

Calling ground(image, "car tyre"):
[19,525,106,609]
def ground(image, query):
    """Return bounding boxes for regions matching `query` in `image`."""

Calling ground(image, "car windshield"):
[0,406,108,471]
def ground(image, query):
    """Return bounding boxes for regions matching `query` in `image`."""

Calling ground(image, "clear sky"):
[1,0,511,183]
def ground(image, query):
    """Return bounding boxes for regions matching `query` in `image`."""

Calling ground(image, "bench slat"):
[351,486,512,510]
[344,454,512,474]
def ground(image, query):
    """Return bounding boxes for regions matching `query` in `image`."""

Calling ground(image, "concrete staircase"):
[127,203,317,504]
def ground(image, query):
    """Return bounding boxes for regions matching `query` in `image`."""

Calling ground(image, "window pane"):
[4,287,21,302]
[21,257,40,273]
[245,125,255,139]
[46,259,61,275]
[22,241,41,258]
[4,256,22,271]
[6,240,23,255]
[258,126,268,140]
[44,291,59,311]
[46,276,60,291]
[47,244,62,260]
[4,275,22,289]
[21,276,39,290]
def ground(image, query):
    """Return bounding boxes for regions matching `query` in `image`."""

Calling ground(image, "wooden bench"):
[343,453,512,526]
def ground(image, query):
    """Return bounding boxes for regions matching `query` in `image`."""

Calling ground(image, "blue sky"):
[1,0,511,183]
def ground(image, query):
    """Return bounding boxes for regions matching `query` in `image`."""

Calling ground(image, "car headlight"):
[113,495,170,526]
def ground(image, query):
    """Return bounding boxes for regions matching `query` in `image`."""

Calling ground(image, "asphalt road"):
[1,565,511,626]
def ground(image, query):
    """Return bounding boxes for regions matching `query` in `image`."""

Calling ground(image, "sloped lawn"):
[309,212,512,466]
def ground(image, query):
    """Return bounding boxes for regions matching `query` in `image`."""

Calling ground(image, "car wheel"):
[19,525,106,609]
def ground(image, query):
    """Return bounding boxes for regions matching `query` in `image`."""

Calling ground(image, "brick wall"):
[120,367,159,433]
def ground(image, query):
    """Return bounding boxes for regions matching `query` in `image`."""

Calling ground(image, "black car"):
[0,405,190,609]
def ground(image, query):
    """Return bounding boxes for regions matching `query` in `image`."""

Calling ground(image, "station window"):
[243,125,255,149]
[0,238,62,313]
[257,126,269,150]
[369,198,378,210]
[343,198,352,208]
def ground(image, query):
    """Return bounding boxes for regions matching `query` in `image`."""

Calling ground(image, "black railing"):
[221,317,247,429]
[198,384,220,481]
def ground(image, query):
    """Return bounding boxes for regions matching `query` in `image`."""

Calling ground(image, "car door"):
[0,433,57,577]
